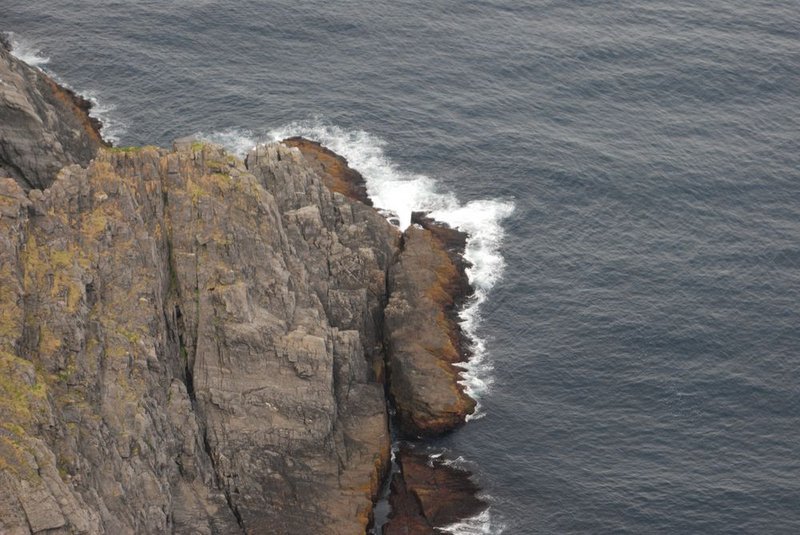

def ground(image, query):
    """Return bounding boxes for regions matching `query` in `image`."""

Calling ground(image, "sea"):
[3,1,799,533]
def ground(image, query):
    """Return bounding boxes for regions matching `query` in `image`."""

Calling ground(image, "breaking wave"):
[4,32,50,67]
[438,509,503,535]
[201,121,514,414]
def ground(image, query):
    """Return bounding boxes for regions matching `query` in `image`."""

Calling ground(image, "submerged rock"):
[383,447,487,535]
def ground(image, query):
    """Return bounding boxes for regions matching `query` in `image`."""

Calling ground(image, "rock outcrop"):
[383,448,486,535]
[0,49,486,533]
[281,137,371,207]
[0,141,400,534]
[384,214,476,436]
[0,42,106,190]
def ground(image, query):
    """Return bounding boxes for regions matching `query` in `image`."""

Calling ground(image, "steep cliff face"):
[0,43,105,190]
[0,141,399,534]
[0,46,487,534]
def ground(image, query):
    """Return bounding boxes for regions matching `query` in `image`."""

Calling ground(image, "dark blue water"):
[5,1,800,532]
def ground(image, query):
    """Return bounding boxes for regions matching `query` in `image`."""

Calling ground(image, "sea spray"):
[5,32,50,67]
[200,122,514,412]
[438,509,504,535]
[79,89,126,146]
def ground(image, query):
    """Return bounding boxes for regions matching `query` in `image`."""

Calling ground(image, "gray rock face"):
[0,141,399,534]
[0,47,486,532]
[0,45,105,190]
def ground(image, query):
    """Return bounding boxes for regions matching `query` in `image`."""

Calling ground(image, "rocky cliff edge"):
[0,44,484,534]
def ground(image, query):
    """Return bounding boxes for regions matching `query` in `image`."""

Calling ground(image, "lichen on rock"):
[0,49,485,533]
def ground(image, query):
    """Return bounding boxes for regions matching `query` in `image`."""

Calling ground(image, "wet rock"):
[383,447,486,535]
[384,217,476,436]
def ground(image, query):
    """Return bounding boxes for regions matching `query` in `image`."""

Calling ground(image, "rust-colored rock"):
[42,77,106,147]
[281,136,372,205]
[384,216,476,437]
[384,447,486,535]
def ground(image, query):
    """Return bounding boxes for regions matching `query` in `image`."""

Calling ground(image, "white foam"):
[205,121,514,411]
[196,128,258,157]
[81,89,126,146]
[5,32,50,67]
[437,508,504,535]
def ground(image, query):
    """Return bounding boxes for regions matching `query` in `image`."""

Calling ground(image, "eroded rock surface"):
[0,44,106,190]
[281,137,372,206]
[0,46,488,532]
[0,142,399,534]
[384,216,476,436]
[383,447,486,535]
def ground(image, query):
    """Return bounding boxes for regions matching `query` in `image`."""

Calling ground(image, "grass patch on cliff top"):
[105,145,160,154]
[106,146,144,154]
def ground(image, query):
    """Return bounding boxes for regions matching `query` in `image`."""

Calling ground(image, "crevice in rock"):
[376,212,487,532]
[369,234,404,535]
[174,304,194,402]
[202,429,245,532]
[0,158,30,190]
[160,194,245,531]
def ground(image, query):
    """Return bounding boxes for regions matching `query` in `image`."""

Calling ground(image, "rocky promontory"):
[385,216,476,436]
[0,42,486,534]
[0,40,106,190]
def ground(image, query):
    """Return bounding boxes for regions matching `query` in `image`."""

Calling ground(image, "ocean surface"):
[4,1,800,533]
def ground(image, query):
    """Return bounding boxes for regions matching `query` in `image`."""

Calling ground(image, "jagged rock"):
[383,447,486,535]
[0,51,485,530]
[0,141,399,534]
[281,137,372,206]
[384,218,476,437]
[0,45,105,190]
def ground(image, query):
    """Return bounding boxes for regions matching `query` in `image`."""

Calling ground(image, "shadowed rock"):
[383,447,486,535]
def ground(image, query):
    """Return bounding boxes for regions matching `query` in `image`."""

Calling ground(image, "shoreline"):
[286,138,488,532]
[0,39,488,532]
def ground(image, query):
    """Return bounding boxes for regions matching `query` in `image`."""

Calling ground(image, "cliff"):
[0,43,483,534]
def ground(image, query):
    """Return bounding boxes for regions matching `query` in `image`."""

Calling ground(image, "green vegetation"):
[106,145,143,154]
[0,350,49,476]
